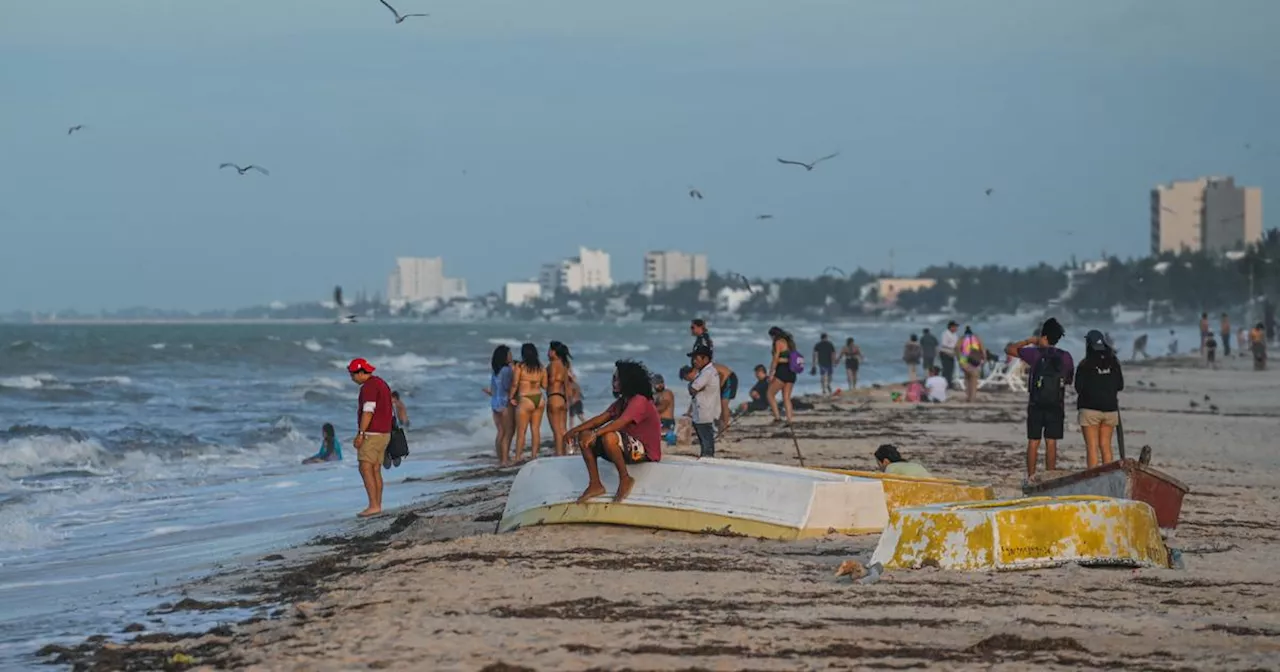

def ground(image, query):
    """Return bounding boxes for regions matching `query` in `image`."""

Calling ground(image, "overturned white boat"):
[498,456,890,540]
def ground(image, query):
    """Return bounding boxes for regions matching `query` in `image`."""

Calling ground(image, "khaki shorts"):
[356,433,391,464]
[1078,409,1119,428]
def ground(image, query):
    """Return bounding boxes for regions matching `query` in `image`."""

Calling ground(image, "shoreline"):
[33,355,1280,670]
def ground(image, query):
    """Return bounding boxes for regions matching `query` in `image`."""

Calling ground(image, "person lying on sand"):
[874,444,930,477]
[565,360,663,504]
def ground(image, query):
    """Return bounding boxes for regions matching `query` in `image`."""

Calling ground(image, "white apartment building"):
[504,281,542,307]
[644,250,708,290]
[386,257,468,304]
[539,247,613,295]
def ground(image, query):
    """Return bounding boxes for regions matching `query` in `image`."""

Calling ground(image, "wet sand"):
[40,354,1280,670]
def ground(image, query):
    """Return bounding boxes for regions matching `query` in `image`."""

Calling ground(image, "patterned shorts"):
[592,431,650,464]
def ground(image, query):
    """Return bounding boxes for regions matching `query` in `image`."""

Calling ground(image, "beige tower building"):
[1151,177,1263,255]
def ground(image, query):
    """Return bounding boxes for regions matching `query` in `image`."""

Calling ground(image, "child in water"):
[302,423,343,464]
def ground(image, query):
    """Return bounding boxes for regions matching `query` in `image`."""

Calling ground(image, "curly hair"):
[614,359,655,401]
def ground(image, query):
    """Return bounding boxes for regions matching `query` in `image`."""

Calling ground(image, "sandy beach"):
[41,354,1280,671]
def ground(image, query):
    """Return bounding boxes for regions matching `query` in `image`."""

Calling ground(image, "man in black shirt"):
[811,333,837,395]
[690,318,713,361]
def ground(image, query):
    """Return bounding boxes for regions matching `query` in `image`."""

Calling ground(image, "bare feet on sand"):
[576,484,606,504]
[613,475,635,503]
[357,508,382,518]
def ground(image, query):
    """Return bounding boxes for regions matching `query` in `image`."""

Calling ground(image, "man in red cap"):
[348,358,394,517]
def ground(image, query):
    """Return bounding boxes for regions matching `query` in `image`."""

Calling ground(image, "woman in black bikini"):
[509,343,548,462]
[767,326,797,424]
[547,341,574,457]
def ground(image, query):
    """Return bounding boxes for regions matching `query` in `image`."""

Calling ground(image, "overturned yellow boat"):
[870,496,1171,571]
[818,468,994,510]
[499,456,890,539]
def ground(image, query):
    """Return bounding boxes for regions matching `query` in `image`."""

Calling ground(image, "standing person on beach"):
[1251,323,1268,370]
[1074,330,1123,469]
[811,333,837,396]
[546,341,575,457]
[1220,313,1232,357]
[688,346,721,457]
[1199,312,1211,354]
[836,337,862,391]
[1006,318,1075,484]
[903,334,923,382]
[920,328,939,373]
[766,326,799,425]
[958,326,985,403]
[939,321,960,387]
[652,374,676,445]
[567,360,662,503]
[509,343,548,462]
[347,358,393,518]
[714,362,737,434]
[390,392,410,429]
[1131,333,1149,361]
[568,379,586,428]
[1167,330,1179,356]
[482,346,515,466]
[690,319,713,359]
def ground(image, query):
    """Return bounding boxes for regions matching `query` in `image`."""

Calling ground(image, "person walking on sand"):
[547,341,575,457]
[958,326,985,403]
[920,328,939,373]
[1006,318,1075,484]
[811,333,837,396]
[347,358,393,518]
[836,337,863,391]
[1220,313,1232,357]
[1075,330,1124,469]
[939,321,960,388]
[509,343,548,462]
[903,334,923,382]
[567,360,662,503]
[767,326,799,425]
[688,346,721,457]
[482,345,515,465]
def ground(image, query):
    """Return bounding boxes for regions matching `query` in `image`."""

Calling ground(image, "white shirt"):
[689,363,722,424]
[939,330,959,355]
[925,375,948,402]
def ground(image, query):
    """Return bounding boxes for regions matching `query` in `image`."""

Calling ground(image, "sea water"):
[0,318,1193,668]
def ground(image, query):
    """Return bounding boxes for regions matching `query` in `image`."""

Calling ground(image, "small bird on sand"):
[1189,400,1199,409]
[1209,404,1220,413]
[1204,394,1211,401]
[219,163,269,176]
[67,125,85,135]
[776,152,839,171]
[688,187,703,200]
[377,0,429,23]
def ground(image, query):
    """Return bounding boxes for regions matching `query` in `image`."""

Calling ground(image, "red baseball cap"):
[347,358,376,374]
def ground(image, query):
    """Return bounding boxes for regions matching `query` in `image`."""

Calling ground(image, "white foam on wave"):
[615,343,650,353]
[368,338,394,348]
[149,343,166,350]
[0,436,108,479]
[87,376,132,386]
[144,525,193,537]
[272,481,300,489]
[487,337,519,346]
[332,353,459,372]
[301,339,323,352]
[0,375,52,390]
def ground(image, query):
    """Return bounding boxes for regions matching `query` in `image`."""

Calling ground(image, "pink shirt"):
[608,395,662,461]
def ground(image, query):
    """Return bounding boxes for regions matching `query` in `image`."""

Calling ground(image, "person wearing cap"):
[938,321,960,388]
[687,345,721,457]
[347,358,394,517]
[1006,317,1075,483]
[1074,330,1124,469]
[874,444,930,477]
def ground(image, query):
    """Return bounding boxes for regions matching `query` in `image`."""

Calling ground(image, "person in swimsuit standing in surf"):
[546,340,575,456]
[509,343,548,462]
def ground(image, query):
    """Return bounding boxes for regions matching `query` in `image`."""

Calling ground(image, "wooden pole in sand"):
[788,423,805,467]
[1116,409,1126,460]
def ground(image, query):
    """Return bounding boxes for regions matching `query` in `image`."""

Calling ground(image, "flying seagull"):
[688,187,703,200]
[984,188,994,196]
[67,125,85,135]
[776,152,839,171]
[378,0,429,23]
[756,214,773,220]
[727,272,757,294]
[822,266,847,277]
[219,163,269,176]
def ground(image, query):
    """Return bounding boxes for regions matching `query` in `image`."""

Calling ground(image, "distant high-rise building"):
[504,281,542,307]
[386,257,467,304]
[539,247,613,295]
[1151,177,1263,255]
[644,250,709,290]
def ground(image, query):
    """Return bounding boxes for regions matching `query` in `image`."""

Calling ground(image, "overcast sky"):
[2,0,1278,311]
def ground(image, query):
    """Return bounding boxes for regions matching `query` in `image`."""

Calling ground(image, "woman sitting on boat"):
[566,359,662,504]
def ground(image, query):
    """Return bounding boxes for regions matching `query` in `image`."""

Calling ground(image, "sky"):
[2,0,1279,312]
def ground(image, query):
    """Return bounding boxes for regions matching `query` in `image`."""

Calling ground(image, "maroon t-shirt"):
[357,375,394,433]
[608,395,662,461]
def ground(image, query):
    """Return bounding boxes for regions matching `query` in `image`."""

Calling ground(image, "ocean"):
[0,318,1195,668]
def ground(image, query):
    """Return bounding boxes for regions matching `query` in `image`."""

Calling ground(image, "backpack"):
[788,351,805,374]
[1029,348,1065,408]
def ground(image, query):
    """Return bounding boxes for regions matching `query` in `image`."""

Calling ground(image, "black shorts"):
[1027,404,1065,441]
[846,358,859,371]
[720,372,739,400]
[774,367,797,384]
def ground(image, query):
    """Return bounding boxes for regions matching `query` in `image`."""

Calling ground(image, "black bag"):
[387,426,410,460]
[1029,348,1065,408]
